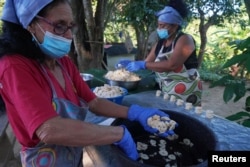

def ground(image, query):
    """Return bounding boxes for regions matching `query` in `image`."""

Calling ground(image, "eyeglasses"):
[36,16,76,35]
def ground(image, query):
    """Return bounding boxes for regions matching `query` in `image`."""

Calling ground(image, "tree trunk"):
[197,11,206,68]
[197,26,207,68]
[135,28,147,60]
[197,8,215,68]
[70,0,107,72]
[133,22,156,60]
[82,0,105,69]
[198,21,214,68]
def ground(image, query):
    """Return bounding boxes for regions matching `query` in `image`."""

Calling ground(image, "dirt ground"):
[201,81,249,118]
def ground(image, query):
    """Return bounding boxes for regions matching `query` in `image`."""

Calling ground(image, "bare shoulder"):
[176,33,195,46]
[179,33,194,42]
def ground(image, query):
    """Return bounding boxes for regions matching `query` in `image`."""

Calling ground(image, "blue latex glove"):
[125,61,146,72]
[113,125,139,160]
[115,59,132,69]
[127,105,177,137]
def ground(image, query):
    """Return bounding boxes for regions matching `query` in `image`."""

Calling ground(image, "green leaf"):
[233,82,246,102]
[209,75,234,88]
[245,96,250,112]
[235,37,250,50]
[245,56,250,72]
[222,54,247,69]
[223,85,234,103]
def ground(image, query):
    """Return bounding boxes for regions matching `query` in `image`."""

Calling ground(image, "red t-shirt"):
[0,55,96,148]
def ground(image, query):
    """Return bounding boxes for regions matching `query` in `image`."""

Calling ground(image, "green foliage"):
[223,37,250,75]
[104,0,166,44]
[198,69,222,82]
[194,11,250,82]
[120,0,163,32]
[210,75,246,102]
[185,2,250,113]
[186,0,242,24]
[197,28,236,82]
[210,36,250,112]
[245,96,250,111]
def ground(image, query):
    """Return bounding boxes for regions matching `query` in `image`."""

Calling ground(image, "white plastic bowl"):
[92,87,128,104]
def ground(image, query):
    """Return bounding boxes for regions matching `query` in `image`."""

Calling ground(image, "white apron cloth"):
[155,44,202,106]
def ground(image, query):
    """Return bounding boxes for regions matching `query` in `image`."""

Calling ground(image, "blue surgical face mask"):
[157,28,169,39]
[33,24,72,59]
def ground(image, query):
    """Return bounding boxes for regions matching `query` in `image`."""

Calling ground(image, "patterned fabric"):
[20,144,83,167]
[52,97,88,120]
[155,42,202,106]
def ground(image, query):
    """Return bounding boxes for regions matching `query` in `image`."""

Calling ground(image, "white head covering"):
[1,0,53,29]
[155,6,183,25]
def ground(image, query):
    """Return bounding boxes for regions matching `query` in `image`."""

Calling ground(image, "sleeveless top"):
[155,32,198,69]
[154,32,202,106]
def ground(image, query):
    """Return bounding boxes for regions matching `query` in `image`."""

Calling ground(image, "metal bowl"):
[80,73,94,87]
[105,78,140,91]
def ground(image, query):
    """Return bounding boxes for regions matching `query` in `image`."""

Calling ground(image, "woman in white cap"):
[0,0,177,166]
[118,0,202,106]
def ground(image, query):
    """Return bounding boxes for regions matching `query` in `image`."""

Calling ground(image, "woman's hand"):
[115,59,132,69]
[113,125,139,160]
[125,61,146,72]
[127,105,177,137]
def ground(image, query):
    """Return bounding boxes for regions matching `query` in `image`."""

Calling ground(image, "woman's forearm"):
[36,116,123,146]
[88,97,128,118]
